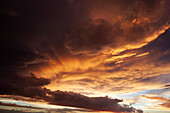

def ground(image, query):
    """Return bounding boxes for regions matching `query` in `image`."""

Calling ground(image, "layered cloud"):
[0,0,170,113]
[0,34,142,113]
[46,90,142,112]
[0,41,50,98]
[142,95,170,109]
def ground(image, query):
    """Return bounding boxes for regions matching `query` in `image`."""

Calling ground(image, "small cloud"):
[135,52,149,57]
[141,95,170,109]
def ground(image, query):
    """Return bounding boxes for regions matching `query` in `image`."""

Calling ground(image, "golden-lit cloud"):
[141,95,170,110]
[141,95,168,101]
[0,0,170,113]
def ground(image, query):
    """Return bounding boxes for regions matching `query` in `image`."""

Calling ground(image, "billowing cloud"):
[65,0,170,56]
[0,40,51,103]
[46,90,142,112]
[50,28,170,97]
[0,38,142,113]
[0,0,170,113]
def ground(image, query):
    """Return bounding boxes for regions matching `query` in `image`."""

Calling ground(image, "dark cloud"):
[0,104,91,113]
[1,0,169,112]
[109,86,133,92]
[139,74,170,84]
[136,109,143,113]
[142,29,170,65]
[0,87,143,112]
[0,0,169,57]
[160,102,170,108]
[0,0,91,57]
[139,28,170,64]
[0,40,142,112]
[165,85,170,87]
[0,105,47,113]
[0,102,42,110]
[46,90,142,113]
[0,95,41,102]
[0,41,50,99]
[0,43,48,69]
[0,109,34,113]
[77,78,94,83]
[164,84,170,89]
[0,72,50,98]
[65,19,122,56]
[0,18,142,113]
[108,77,126,82]
[0,102,91,113]
[65,0,170,56]
[103,28,170,73]
[50,108,91,113]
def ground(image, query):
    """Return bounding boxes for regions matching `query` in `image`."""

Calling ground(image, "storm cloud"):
[45,90,142,113]
[65,0,170,56]
[0,0,169,113]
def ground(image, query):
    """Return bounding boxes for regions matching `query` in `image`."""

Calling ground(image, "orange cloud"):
[142,95,170,109]
[1,0,170,112]
[141,95,168,101]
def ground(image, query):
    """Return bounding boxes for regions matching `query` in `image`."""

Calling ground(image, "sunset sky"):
[0,0,170,113]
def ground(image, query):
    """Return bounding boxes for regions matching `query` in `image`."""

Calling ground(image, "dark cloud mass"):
[0,27,142,113]
[0,41,50,99]
[65,0,170,55]
[0,0,170,113]
[65,19,123,55]
[45,90,143,113]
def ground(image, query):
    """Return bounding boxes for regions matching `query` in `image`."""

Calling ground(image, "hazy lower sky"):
[0,0,170,113]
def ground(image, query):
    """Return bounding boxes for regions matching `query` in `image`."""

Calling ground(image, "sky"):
[0,0,170,113]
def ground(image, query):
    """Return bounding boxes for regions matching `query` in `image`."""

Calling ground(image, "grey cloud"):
[139,74,170,84]
[77,78,94,83]
[164,84,170,89]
